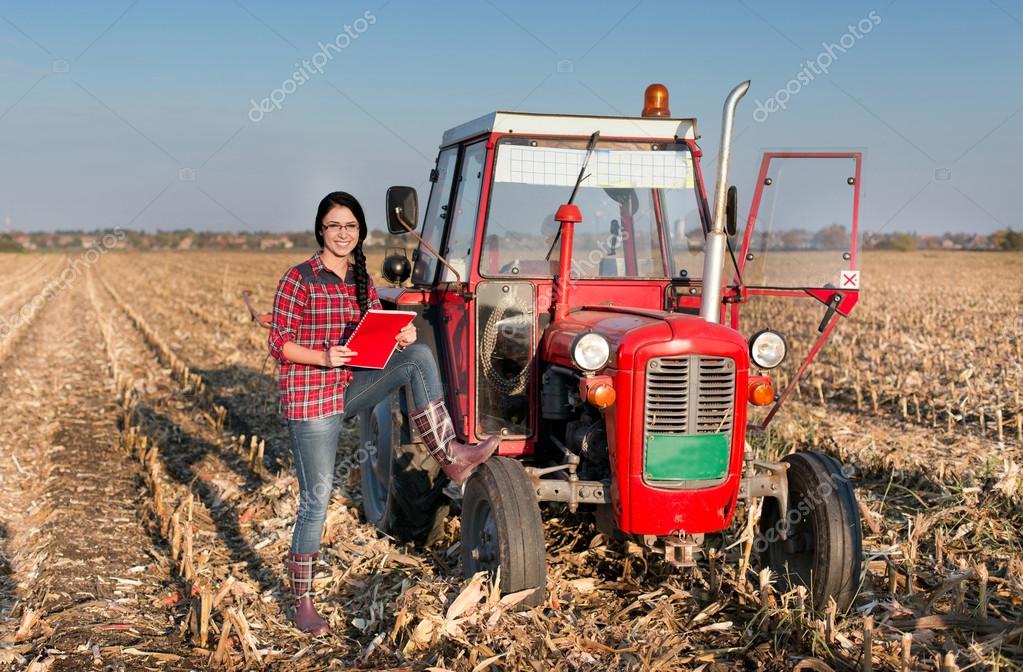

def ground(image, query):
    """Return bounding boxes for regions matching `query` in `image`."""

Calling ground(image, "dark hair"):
[315,191,371,315]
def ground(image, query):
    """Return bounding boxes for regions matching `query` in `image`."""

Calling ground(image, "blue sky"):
[1,0,1020,235]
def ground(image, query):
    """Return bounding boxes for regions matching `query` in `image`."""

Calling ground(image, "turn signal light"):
[642,83,670,117]
[748,377,775,406]
[587,383,616,409]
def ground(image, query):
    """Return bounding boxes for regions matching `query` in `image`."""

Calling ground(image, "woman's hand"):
[324,345,358,367]
[396,323,417,348]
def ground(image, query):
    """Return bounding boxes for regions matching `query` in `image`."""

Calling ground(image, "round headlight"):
[749,330,787,369]
[572,333,610,371]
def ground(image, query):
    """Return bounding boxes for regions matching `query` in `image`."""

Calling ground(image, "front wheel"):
[759,451,863,611]
[461,457,546,607]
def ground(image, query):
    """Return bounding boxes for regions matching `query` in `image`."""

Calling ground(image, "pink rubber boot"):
[410,398,500,484]
[285,552,330,636]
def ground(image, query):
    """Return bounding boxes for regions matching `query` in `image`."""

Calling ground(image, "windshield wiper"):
[544,131,600,262]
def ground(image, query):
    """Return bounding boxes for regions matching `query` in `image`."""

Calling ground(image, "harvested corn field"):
[0,250,1020,671]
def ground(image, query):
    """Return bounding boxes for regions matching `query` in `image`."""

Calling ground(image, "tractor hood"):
[541,305,750,372]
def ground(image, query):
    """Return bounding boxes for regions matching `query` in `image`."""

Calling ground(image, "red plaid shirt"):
[268,252,381,421]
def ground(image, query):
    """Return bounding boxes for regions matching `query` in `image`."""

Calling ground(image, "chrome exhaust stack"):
[700,80,750,323]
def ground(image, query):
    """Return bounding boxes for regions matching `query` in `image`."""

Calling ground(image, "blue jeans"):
[288,343,443,554]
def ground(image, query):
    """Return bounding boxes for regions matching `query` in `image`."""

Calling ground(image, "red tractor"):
[359,82,864,611]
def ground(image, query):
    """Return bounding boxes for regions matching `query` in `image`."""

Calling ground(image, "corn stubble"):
[0,250,1019,671]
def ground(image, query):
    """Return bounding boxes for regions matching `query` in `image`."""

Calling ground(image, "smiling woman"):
[267,191,499,635]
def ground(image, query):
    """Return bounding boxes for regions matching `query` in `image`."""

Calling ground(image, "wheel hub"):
[469,502,498,567]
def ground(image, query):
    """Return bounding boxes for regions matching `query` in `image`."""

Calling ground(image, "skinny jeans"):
[288,343,442,554]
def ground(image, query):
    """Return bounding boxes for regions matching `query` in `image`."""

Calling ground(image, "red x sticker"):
[840,270,860,289]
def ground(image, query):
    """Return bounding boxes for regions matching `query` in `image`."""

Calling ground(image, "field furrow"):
[0,270,200,669]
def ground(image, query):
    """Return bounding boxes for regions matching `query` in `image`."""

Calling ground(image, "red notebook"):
[343,309,417,369]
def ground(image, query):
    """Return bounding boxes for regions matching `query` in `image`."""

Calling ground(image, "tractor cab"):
[380,108,708,446]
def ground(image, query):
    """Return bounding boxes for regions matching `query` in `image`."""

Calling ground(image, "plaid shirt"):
[269,252,381,421]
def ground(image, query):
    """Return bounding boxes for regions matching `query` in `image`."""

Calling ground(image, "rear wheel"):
[359,394,448,545]
[461,457,546,607]
[759,451,862,611]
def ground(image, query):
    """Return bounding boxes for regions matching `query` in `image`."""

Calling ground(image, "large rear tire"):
[461,457,546,607]
[359,394,448,545]
[760,451,863,611]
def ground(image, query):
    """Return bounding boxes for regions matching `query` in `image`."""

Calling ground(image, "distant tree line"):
[863,229,1023,252]
[0,227,1019,253]
[0,229,412,252]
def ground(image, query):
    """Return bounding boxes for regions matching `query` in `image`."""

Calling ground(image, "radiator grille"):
[645,356,735,435]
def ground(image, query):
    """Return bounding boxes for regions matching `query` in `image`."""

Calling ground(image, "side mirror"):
[725,185,738,237]
[386,186,418,234]
[382,250,412,285]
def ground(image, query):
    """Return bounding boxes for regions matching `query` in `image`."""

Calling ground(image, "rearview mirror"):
[725,185,738,237]
[386,186,418,234]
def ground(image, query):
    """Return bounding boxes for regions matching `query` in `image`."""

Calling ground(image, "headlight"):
[749,330,787,369]
[571,332,610,371]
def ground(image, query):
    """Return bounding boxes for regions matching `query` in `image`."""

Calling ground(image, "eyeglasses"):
[322,223,359,235]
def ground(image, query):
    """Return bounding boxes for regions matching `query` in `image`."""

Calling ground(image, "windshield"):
[481,138,705,279]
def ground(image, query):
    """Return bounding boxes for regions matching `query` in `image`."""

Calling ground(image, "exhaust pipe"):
[700,80,750,323]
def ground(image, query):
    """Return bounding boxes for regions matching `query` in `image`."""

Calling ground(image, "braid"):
[353,244,370,315]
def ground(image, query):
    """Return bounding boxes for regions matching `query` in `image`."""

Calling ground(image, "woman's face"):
[320,205,360,259]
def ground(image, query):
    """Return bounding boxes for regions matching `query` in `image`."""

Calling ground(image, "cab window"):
[439,141,487,282]
[412,148,458,285]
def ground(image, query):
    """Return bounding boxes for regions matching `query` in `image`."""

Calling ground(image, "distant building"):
[260,236,294,250]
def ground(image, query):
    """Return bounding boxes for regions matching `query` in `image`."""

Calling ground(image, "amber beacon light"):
[642,83,671,117]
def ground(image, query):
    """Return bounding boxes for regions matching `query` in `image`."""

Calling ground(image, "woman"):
[268,192,499,635]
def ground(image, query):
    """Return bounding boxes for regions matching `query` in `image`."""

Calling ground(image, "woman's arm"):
[281,341,328,366]
[268,268,308,363]
[282,341,359,367]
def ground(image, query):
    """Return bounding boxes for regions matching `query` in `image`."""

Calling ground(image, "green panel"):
[644,433,730,481]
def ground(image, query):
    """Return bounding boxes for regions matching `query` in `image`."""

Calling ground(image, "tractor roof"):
[441,111,697,147]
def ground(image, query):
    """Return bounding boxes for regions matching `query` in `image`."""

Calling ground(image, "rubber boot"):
[285,552,330,636]
[411,398,500,484]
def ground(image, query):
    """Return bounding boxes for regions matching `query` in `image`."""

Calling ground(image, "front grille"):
[645,356,735,435]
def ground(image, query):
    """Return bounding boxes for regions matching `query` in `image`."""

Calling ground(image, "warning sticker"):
[839,270,860,289]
